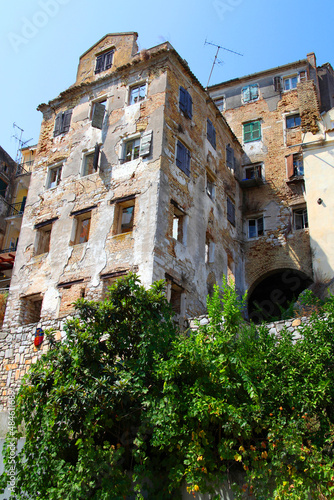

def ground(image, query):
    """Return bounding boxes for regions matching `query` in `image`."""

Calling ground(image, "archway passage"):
[248,269,313,323]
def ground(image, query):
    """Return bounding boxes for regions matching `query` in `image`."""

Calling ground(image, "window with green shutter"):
[243,121,261,143]
[242,84,259,103]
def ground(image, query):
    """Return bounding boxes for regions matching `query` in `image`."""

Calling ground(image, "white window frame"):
[282,74,299,92]
[293,207,308,230]
[248,215,264,239]
[46,162,63,190]
[243,163,264,180]
[122,136,141,163]
[128,82,147,106]
[206,171,215,200]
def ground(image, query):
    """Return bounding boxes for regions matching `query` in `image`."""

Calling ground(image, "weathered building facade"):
[2,32,244,332]
[209,53,334,321]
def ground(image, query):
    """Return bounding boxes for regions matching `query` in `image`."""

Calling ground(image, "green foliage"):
[1,275,334,499]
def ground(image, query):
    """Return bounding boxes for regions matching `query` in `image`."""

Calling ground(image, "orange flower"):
[279,406,283,411]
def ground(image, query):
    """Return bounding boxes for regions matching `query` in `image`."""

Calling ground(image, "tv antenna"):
[12,123,32,164]
[205,39,243,88]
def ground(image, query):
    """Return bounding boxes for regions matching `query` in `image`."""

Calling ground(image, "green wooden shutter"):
[252,121,261,140]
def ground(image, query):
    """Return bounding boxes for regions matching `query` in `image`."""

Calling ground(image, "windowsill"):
[70,241,89,248]
[244,139,262,144]
[128,99,146,107]
[112,231,133,238]
[286,175,304,184]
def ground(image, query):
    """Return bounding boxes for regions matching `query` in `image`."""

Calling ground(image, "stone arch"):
[247,268,313,323]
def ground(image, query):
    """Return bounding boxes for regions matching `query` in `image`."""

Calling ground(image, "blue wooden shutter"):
[186,92,192,119]
[179,86,186,114]
[226,145,234,169]
[176,141,190,177]
[242,86,250,102]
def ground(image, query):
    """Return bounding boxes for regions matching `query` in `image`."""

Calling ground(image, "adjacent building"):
[209,53,334,321]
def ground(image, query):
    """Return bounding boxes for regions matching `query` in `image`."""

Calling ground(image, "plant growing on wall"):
[1,276,334,499]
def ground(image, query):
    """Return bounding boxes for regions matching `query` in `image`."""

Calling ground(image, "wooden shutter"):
[286,154,294,179]
[139,130,153,157]
[226,145,234,170]
[252,121,261,140]
[95,54,104,74]
[176,141,190,177]
[186,92,193,119]
[207,119,216,149]
[62,109,72,133]
[105,51,113,70]
[54,112,62,137]
[93,144,100,171]
[242,86,250,102]
[92,102,105,129]
[299,70,307,82]
[274,76,282,92]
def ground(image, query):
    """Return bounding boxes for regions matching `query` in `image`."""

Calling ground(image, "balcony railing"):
[16,161,33,176]
[6,200,26,217]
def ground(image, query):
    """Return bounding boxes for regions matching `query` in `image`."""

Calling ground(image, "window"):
[283,75,298,91]
[243,121,261,143]
[124,138,140,162]
[179,86,192,119]
[0,178,8,198]
[286,114,301,129]
[172,201,186,244]
[214,97,225,112]
[91,100,106,129]
[244,164,262,180]
[58,279,85,316]
[112,197,135,235]
[176,140,191,176]
[34,218,57,256]
[205,235,215,264]
[70,208,95,245]
[293,207,308,230]
[101,271,129,299]
[286,153,304,178]
[293,154,304,176]
[20,294,43,325]
[95,50,114,74]
[166,276,185,316]
[82,145,100,176]
[206,172,215,200]
[242,84,259,103]
[226,144,234,170]
[47,164,62,189]
[122,131,152,163]
[227,197,235,226]
[129,83,146,105]
[54,109,72,137]
[248,216,264,238]
[207,119,216,149]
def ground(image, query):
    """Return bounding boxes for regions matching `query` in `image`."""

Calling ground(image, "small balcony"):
[239,173,264,189]
[6,199,26,217]
[16,161,33,176]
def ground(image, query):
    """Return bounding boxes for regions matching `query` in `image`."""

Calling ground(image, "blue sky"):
[1,0,333,160]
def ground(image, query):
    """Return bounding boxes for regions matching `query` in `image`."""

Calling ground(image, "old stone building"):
[2,32,244,332]
[209,53,334,321]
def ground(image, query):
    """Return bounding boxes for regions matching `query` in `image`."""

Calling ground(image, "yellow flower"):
[239,445,245,452]
[193,485,200,492]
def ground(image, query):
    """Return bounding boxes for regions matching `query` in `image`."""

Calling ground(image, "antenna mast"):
[205,39,243,88]
[12,123,32,164]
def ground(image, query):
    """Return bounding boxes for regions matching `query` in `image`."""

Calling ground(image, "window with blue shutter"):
[242,84,259,103]
[54,109,73,137]
[207,119,216,149]
[227,197,235,226]
[176,140,191,177]
[226,144,235,170]
[95,50,114,74]
[179,86,192,119]
[243,121,261,143]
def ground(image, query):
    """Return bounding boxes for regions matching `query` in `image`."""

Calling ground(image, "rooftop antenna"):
[205,39,243,88]
[12,123,32,164]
